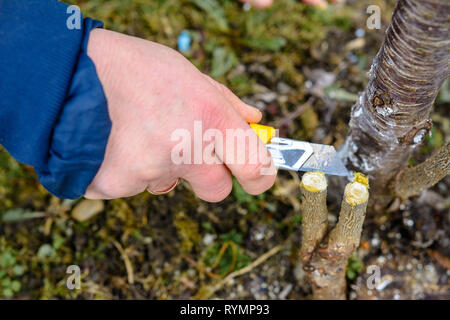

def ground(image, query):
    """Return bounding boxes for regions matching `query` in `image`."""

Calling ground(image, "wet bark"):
[342,0,450,206]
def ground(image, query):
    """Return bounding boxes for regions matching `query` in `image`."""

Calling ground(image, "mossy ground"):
[1,0,448,299]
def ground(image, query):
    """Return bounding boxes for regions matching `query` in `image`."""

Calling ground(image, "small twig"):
[219,244,284,282]
[197,244,285,299]
[277,97,316,129]
[427,249,450,270]
[211,241,238,275]
[112,240,135,285]
[181,255,221,280]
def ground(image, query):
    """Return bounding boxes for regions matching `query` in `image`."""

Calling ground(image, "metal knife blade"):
[249,123,350,177]
[301,143,349,177]
[266,138,349,177]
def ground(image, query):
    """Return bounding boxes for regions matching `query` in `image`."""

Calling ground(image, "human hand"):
[238,0,341,9]
[85,29,276,202]
[239,0,274,9]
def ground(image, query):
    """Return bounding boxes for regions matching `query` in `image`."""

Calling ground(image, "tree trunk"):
[342,0,449,207]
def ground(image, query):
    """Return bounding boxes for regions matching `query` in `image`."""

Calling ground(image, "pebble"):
[347,53,359,64]
[305,80,313,89]
[254,231,264,241]
[187,269,196,278]
[202,233,216,246]
[254,92,277,103]
[371,237,380,247]
[424,264,438,284]
[71,199,104,222]
[252,225,266,242]
[377,256,386,264]
[404,218,414,227]
[276,82,292,94]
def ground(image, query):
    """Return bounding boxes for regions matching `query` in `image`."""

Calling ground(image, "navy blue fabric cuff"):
[36,18,111,199]
[0,1,110,199]
[1,0,82,166]
[0,0,111,198]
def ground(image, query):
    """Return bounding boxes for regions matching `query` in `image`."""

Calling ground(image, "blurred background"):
[0,0,448,299]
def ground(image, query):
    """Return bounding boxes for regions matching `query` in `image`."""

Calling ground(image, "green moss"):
[346,254,364,280]
[0,240,25,298]
[174,211,201,254]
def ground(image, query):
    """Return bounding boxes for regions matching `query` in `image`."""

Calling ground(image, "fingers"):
[239,0,274,9]
[85,171,148,199]
[203,96,276,195]
[203,74,262,124]
[302,0,328,9]
[182,162,233,202]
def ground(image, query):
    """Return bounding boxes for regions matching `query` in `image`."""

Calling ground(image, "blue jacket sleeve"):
[0,0,111,199]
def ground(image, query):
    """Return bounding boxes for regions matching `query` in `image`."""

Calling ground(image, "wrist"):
[87,28,116,92]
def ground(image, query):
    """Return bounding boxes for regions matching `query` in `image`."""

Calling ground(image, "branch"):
[299,171,328,264]
[302,176,369,300]
[328,179,369,253]
[393,141,450,199]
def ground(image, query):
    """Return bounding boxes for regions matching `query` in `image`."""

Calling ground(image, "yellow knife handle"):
[249,123,276,144]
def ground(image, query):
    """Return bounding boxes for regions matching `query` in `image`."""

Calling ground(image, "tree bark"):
[342,0,449,205]
[306,180,369,300]
[299,172,369,300]
[394,141,449,199]
[300,171,329,264]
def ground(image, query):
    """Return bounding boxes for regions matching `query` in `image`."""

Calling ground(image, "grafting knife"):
[250,123,350,177]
